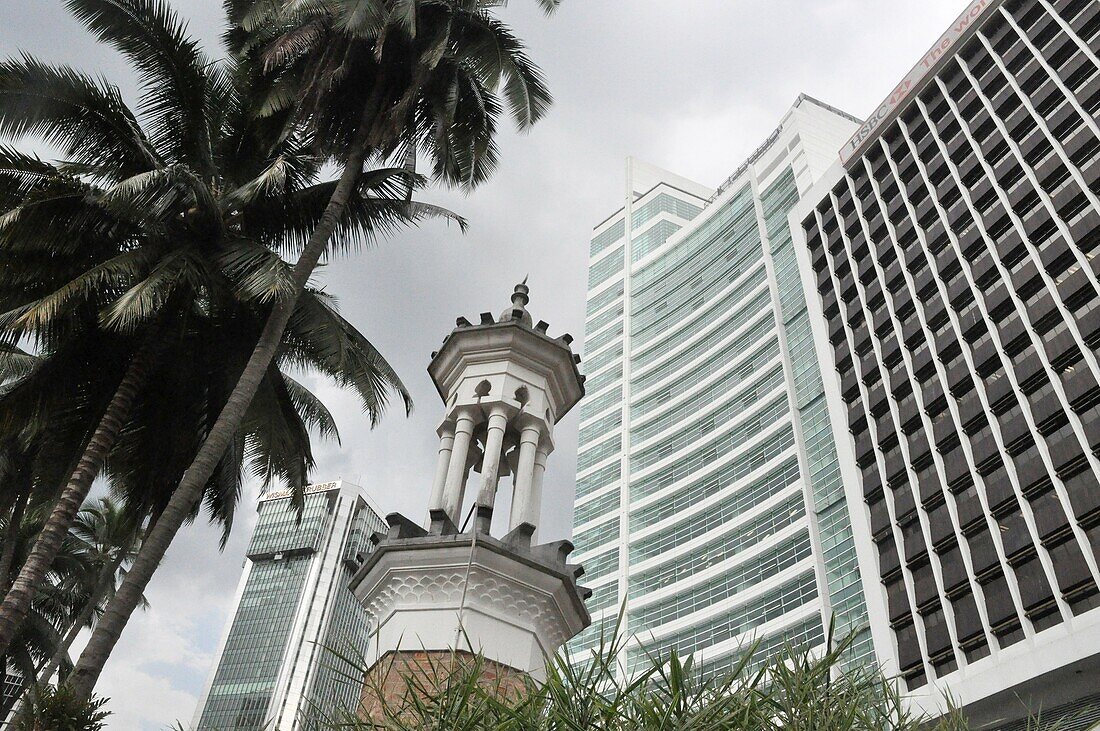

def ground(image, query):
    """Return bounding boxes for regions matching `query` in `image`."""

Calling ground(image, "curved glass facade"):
[572,100,875,677]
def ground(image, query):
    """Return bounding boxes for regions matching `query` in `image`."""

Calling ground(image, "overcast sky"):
[1,1,975,727]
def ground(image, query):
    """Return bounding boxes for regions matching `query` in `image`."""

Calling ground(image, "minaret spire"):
[501,278,533,326]
[350,284,590,715]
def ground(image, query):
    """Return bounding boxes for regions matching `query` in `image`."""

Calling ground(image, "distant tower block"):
[349,283,591,717]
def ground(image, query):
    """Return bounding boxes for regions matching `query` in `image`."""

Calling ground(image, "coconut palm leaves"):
[0,0,451,672]
[11,685,111,731]
[233,0,560,188]
[39,499,143,688]
[68,0,557,699]
[0,503,93,721]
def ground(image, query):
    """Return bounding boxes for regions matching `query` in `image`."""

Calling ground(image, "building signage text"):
[260,481,341,502]
[711,124,785,203]
[840,0,999,166]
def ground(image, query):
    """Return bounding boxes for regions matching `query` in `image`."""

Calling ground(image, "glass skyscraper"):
[571,96,880,676]
[193,480,385,731]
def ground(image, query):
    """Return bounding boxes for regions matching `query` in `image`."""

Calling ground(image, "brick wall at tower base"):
[358,650,528,724]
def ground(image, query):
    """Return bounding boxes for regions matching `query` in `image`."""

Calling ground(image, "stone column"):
[427,421,456,520]
[442,411,477,524]
[509,423,543,531]
[474,406,509,532]
[527,444,550,541]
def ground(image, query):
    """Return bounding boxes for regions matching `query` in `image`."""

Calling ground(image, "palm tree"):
[0,347,73,600]
[33,498,140,689]
[70,0,561,698]
[0,503,91,721]
[0,0,456,665]
[11,685,109,731]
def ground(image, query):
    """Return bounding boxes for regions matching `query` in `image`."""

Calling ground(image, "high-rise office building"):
[572,96,880,676]
[193,480,385,731]
[791,0,1100,722]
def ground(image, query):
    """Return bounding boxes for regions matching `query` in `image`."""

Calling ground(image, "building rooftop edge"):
[257,479,385,519]
[591,177,712,233]
[591,93,858,235]
[839,0,1005,166]
[793,92,863,126]
[708,92,859,203]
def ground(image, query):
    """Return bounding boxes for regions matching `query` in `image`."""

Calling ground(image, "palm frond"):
[0,55,158,179]
[0,248,159,335]
[98,248,209,332]
[281,372,340,443]
[0,146,64,210]
[457,11,553,129]
[98,166,195,226]
[245,167,464,255]
[0,343,38,387]
[64,0,216,172]
[282,290,411,425]
[416,57,502,189]
[242,364,315,492]
[216,238,296,303]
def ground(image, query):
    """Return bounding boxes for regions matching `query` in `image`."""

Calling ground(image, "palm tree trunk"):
[66,126,374,700]
[0,342,156,661]
[37,551,128,688]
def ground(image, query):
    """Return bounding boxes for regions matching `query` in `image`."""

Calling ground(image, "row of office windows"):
[625,572,819,673]
[631,324,778,420]
[801,0,1100,689]
[630,433,798,531]
[629,456,803,563]
[629,531,813,631]
[628,491,807,598]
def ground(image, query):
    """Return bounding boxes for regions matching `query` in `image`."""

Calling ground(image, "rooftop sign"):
[260,481,341,502]
[839,0,1000,166]
[710,124,784,203]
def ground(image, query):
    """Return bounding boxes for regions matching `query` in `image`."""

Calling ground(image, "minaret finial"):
[498,280,533,326]
[512,278,530,309]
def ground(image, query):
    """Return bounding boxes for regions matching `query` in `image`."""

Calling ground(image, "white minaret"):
[425,279,582,536]
[349,283,591,712]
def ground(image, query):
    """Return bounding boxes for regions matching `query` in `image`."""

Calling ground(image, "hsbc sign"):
[840,0,1002,166]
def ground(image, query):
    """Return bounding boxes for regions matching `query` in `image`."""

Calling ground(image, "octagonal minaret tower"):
[349,283,591,717]
[425,279,584,537]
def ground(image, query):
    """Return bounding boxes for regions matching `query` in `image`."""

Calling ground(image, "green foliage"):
[0,496,145,715]
[0,502,92,693]
[232,0,564,191]
[308,629,960,731]
[165,627,1086,731]
[11,685,110,731]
